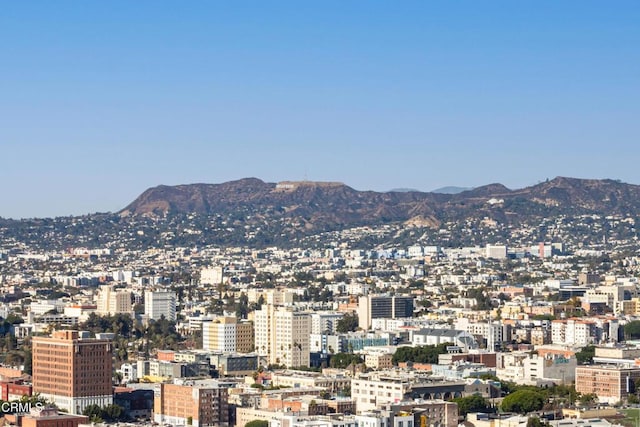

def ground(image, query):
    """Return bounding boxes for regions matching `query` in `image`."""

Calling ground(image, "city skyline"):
[2,1,639,219]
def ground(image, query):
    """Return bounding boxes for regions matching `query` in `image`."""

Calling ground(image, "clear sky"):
[1,1,639,219]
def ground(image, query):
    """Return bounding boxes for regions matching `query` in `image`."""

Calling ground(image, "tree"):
[392,343,452,365]
[83,404,104,423]
[575,345,596,365]
[578,393,597,408]
[329,353,363,369]
[500,389,546,413]
[5,314,24,325]
[246,420,269,427]
[625,321,640,339]
[336,312,359,333]
[102,404,125,422]
[527,417,545,427]
[452,394,491,416]
[23,348,32,375]
[236,293,249,319]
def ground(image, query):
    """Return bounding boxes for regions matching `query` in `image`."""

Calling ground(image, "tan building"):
[575,364,640,404]
[236,407,285,427]
[364,353,393,371]
[595,346,640,360]
[270,370,351,393]
[255,305,311,368]
[203,317,254,353]
[96,285,132,316]
[247,289,296,306]
[390,400,459,427]
[620,298,640,316]
[531,327,550,346]
[32,330,113,414]
[154,381,230,427]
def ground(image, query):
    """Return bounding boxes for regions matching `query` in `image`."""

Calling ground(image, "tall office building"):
[96,285,132,316]
[32,330,113,414]
[254,305,310,368]
[145,290,177,322]
[358,295,414,330]
[202,317,254,353]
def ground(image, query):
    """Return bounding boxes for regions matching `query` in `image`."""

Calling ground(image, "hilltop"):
[121,176,640,227]
[1,176,639,250]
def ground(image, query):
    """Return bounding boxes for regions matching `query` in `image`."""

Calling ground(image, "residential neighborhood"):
[2,214,640,427]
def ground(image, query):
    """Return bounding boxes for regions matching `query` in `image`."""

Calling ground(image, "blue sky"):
[1,1,639,218]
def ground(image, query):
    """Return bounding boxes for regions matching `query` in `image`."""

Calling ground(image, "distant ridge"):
[119,176,640,234]
[431,186,472,194]
[2,175,640,250]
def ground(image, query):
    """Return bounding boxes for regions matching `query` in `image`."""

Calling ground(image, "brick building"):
[154,381,230,427]
[575,364,640,404]
[32,330,113,414]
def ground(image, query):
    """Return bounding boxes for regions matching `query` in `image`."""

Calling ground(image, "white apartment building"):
[409,328,478,352]
[273,415,356,427]
[455,319,503,351]
[145,290,177,322]
[523,348,577,384]
[551,318,620,346]
[351,372,410,413]
[357,412,414,427]
[497,348,577,385]
[311,312,345,335]
[200,267,224,286]
[566,320,596,346]
[255,305,311,367]
[29,300,65,316]
[495,352,528,383]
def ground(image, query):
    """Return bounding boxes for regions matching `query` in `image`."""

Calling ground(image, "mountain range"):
[1,176,638,250]
[120,176,640,231]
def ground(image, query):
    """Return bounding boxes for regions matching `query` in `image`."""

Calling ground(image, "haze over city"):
[2,1,639,218]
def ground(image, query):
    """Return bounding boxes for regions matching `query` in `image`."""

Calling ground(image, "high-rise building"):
[202,317,254,353]
[96,285,132,316]
[254,305,310,368]
[358,295,414,330]
[145,290,177,322]
[32,330,113,414]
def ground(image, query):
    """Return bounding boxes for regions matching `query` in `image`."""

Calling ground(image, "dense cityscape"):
[2,184,640,427]
[3,2,638,426]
